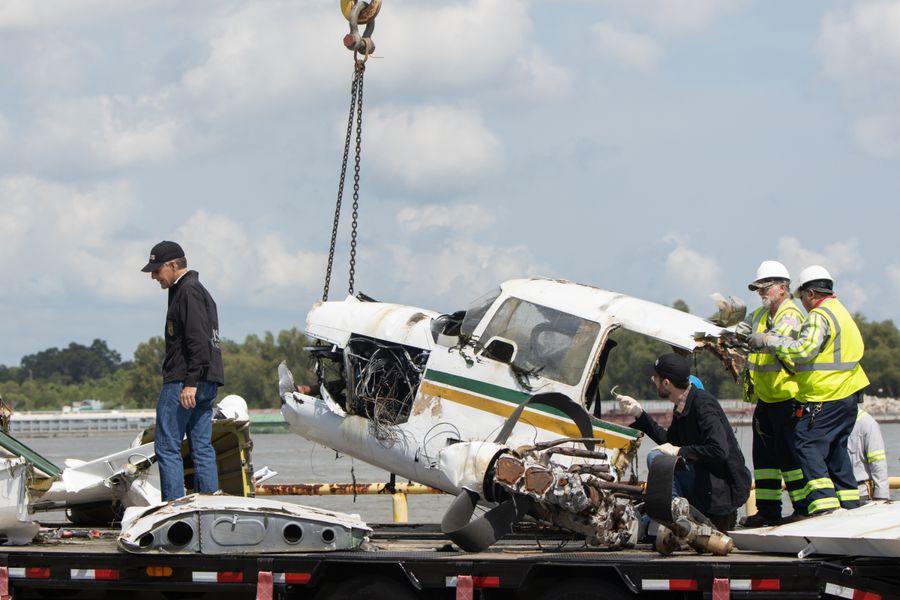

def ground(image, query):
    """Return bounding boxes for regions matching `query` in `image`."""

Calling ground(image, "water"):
[20,424,900,523]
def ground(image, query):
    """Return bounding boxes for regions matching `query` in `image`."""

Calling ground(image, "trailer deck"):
[0,524,897,599]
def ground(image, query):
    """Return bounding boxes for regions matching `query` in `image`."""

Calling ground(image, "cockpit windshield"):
[459,287,502,338]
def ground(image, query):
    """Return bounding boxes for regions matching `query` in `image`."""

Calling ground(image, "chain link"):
[348,60,365,296]
[322,62,364,301]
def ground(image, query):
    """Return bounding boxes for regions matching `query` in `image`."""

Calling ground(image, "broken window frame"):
[475,296,603,389]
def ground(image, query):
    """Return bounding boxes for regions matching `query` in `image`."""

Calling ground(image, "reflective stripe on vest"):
[794,298,869,402]
[746,300,802,402]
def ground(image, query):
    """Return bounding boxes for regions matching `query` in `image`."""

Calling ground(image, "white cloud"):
[388,238,546,301]
[366,105,503,191]
[588,0,745,72]
[0,176,146,303]
[606,0,746,36]
[396,203,495,234]
[512,49,574,101]
[180,2,345,118]
[776,237,868,310]
[0,112,10,149]
[663,234,722,293]
[853,113,900,159]
[888,264,900,296]
[0,0,171,29]
[818,2,900,158]
[28,95,179,169]
[776,237,863,280]
[592,22,664,73]
[174,210,325,307]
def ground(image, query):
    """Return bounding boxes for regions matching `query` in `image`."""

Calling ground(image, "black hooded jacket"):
[632,387,751,516]
[162,270,224,387]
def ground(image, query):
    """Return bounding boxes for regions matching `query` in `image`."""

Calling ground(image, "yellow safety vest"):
[795,298,869,402]
[746,299,803,403]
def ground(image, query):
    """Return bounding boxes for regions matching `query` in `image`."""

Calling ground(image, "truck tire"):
[531,577,632,600]
[312,575,418,600]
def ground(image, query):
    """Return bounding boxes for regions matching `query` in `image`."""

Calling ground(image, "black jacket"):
[631,387,751,516]
[163,271,224,387]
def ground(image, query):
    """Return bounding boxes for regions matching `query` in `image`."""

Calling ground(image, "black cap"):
[798,279,834,294]
[642,353,691,386]
[141,241,185,272]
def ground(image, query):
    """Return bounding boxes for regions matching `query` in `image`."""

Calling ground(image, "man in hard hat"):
[849,407,889,503]
[618,353,751,532]
[738,261,806,527]
[749,265,869,516]
[142,241,224,501]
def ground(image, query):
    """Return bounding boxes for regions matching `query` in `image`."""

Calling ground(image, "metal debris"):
[119,494,371,554]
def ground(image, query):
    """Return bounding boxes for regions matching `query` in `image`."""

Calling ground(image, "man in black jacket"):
[618,353,751,532]
[142,241,224,501]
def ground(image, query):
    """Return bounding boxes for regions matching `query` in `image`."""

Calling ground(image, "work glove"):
[748,332,769,350]
[656,443,681,457]
[734,321,752,337]
[617,395,643,417]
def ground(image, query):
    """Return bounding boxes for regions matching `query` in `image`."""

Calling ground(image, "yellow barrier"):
[254,482,444,524]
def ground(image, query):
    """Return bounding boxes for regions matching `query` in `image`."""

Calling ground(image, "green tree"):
[123,337,165,407]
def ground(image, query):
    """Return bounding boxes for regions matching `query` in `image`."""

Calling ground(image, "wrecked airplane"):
[280,278,746,553]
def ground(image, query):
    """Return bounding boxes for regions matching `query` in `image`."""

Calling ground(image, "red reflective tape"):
[256,571,273,600]
[25,567,50,579]
[473,576,500,588]
[284,573,311,584]
[218,571,244,583]
[669,579,699,591]
[712,578,730,600]
[95,569,119,581]
[0,566,8,597]
[753,579,780,591]
[456,575,473,600]
[853,592,882,600]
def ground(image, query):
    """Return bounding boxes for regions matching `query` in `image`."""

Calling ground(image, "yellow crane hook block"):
[341,0,382,24]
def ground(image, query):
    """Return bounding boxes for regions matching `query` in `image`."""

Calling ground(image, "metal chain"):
[322,64,363,302]
[348,60,365,296]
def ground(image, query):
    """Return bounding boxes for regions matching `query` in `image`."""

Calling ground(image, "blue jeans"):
[155,381,219,501]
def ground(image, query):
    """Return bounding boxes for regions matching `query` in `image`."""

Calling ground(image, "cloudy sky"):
[1,0,898,365]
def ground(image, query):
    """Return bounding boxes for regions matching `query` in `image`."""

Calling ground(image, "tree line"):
[0,305,897,411]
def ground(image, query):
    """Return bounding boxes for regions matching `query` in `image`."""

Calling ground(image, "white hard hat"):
[796,265,834,293]
[748,260,791,291]
[216,394,249,423]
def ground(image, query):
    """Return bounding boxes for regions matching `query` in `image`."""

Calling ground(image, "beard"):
[656,386,670,399]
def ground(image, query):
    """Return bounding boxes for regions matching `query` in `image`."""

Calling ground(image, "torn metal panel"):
[0,458,39,545]
[38,442,159,509]
[730,502,900,558]
[119,494,371,554]
[306,297,439,350]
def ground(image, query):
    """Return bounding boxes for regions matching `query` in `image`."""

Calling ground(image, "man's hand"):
[748,332,769,350]
[180,386,197,409]
[657,443,680,456]
[617,395,643,417]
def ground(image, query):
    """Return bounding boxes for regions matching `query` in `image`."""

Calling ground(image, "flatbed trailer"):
[1,524,897,600]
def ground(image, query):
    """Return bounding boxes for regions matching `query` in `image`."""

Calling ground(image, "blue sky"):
[0,0,898,365]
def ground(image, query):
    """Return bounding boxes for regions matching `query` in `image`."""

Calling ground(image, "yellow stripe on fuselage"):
[418,380,633,450]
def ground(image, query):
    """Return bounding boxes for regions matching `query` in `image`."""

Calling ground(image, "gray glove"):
[748,332,769,350]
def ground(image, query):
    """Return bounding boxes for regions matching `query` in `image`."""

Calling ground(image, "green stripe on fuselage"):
[423,368,639,439]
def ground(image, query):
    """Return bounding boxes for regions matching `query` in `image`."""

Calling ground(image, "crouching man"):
[619,353,751,532]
